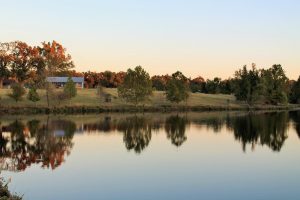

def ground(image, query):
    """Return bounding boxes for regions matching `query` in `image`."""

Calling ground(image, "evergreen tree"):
[165,71,189,104]
[64,77,77,99]
[118,66,152,106]
[233,64,265,104]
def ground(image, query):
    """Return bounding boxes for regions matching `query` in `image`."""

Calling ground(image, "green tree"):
[261,64,289,104]
[233,65,251,101]
[8,83,26,102]
[205,77,221,94]
[290,76,300,104]
[27,87,40,104]
[118,66,152,106]
[233,64,264,104]
[64,77,77,99]
[165,71,189,104]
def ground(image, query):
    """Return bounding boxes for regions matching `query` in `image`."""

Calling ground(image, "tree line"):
[1,40,300,106]
[117,65,300,106]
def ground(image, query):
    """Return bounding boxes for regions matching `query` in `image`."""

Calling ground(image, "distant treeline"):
[46,65,300,105]
[1,41,300,105]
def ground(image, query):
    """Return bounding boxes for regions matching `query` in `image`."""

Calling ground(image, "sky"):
[1,0,299,79]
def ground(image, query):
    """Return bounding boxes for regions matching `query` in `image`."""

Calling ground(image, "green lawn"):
[0,88,244,108]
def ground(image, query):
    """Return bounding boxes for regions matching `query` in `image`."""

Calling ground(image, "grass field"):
[0,88,244,108]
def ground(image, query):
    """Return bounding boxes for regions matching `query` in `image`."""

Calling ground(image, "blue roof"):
[47,77,84,83]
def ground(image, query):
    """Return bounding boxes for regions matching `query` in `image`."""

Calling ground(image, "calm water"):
[1,111,300,200]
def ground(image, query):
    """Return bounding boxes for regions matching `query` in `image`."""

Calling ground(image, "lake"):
[1,111,300,200]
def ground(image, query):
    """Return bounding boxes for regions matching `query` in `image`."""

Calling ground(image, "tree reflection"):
[227,112,289,152]
[0,110,297,169]
[0,119,75,171]
[290,111,300,138]
[165,115,189,147]
[117,116,152,154]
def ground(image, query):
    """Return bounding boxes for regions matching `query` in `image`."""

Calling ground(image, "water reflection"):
[0,111,299,171]
[165,115,189,147]
[118,116,152,153]
[290,111,300,138]
[227,112,288,152]
[0,118,74,171]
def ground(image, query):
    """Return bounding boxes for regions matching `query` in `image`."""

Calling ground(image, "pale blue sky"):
[1,0,299,79]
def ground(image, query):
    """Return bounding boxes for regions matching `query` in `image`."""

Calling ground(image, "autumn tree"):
[0,42,14,88]
[151,75,171,91]
[190,76,205,93]
[165,71,189,104]
[40,41,74,106]
[118,66,152,106]
[29,46,46,87]
[11,41,33,84]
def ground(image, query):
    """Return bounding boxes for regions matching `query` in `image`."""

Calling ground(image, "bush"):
[0,178,22,200]
[27,87,40,104]
[8,83,26,102]
[56,91,69,105]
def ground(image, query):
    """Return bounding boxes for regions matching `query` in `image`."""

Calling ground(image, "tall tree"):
[165,71,189,104]
[118,66,152,106]
[261,64,289,104]
[40,41,74,107]
[11,41,33,84]
[0,42,14,88]
[290,76,300,104]
[233,64,264,104]
[30,46,46,87]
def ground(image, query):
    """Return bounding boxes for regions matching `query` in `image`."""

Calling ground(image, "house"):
[46,77,84,88]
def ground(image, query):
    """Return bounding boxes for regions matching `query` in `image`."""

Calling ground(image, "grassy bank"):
[0,88,299,114]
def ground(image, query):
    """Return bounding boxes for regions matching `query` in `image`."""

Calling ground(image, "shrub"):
[56,91,69,105]
[8,83,26,102]
[64,77,77,99]
[27,87,40,104]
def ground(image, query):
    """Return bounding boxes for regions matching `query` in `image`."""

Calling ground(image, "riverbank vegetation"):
[0,40,300,114]
[0,179,21,200]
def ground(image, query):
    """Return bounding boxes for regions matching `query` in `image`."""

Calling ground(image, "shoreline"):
[1,104,299,115]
